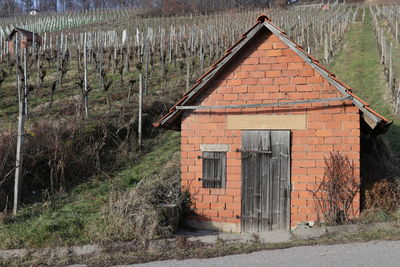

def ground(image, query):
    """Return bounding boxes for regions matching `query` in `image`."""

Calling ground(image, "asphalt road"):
[119,240,400,267]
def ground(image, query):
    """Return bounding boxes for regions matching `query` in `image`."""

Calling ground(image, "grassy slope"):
[0,131,180,249]
[329,9,400,156]
[2,7,400,252]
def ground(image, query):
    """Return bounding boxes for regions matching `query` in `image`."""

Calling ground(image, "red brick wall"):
[181,28,360,229]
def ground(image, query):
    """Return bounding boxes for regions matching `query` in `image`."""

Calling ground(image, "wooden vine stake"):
[138,73,143,149]
[14,39,28,215]
[84,33,89,118]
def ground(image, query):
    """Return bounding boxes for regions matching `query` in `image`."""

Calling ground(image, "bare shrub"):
[309,151,360,225]
[364,179,399,212]
[100,153,191,241]
[0,119,110,210]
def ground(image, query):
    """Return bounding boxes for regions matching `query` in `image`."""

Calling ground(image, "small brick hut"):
[8,28,42,54]
[155,15,389,232]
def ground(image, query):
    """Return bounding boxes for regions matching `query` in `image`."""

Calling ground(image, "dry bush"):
[100,153,191,241]
[364,179,399,212]
[309,151,360,225]
[0,119,113,210]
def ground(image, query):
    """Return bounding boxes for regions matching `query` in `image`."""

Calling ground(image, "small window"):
[201,152,226,189]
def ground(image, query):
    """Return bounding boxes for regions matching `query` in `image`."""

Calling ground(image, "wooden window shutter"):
[201,152,226,188]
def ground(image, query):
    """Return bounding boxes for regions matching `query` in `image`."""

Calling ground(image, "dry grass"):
[365,180,399,212]
[96,152,191,242]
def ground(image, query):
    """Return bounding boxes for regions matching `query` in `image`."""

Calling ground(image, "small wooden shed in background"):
[156,14,390,233]
[7,27,42,54]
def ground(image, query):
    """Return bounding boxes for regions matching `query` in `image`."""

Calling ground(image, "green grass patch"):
[0,131,180,250]
[329,9,400,155]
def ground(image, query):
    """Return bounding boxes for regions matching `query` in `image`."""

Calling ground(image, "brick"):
[272,42,287,49]
[196,202,210,209]
[290,77,307,84]
[254,93,270,100]
[226,203,241,212]
[264,85,280,92]
[244,58,259,65]
[291,198,307,206]
[242,79,258,85]
[298,69,314,76]
[227,159,241,167]
[306,76,324,84]
[203,195,218,203]
[291,214,308,222]
[241,65,258,71]
[211,202,226,210]
[279,84,296,92]
[257,64,272,71]
[292,56,306,63]
[317,144,334,152]
[258,78,274,85]
[226,79,242,86]
[260,57,275,64]
[265,70,281,77]
[274,77,290,85]
[218,195,234,203]
[218,210,234,218]
[228,173,242,181]
[303,92,320,99]
[202,136,218,143]
[298,191,313,199]
[227,181,241,189]
[223,94,238,101]
[226,188,241,196]
[307,168,324,175]
[202,209,218,217]
[268,35,281,42]
[292,168,308,175]
[288,63,304,69]
[282,49,297,56]
[316,114,332,122]
[285,92,303,100]
[266,49,282,56]
[250,71,265,78]
[292,144,315,153]
[259,43,273,50]
[293,160,316,168]
[306,152,325,160]
[316,129,332,137]
[293,183,310,191]
[275,56,292,63]
[234,72,250,79]
[251,50,267,58]
[325,137,341,144]
[271,63,288,70]
[296,84,313,92]
[298,206,316,214]
[218,87,232,94]
[248,85,264,92]
[343,121,358,129]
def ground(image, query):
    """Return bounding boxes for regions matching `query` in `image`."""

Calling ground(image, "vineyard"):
[0,2,399,253]
[0,5,353,121]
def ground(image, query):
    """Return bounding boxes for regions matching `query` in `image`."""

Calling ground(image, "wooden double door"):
[241,130,291,232]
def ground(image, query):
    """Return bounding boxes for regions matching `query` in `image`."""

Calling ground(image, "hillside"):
[0,3,399,255]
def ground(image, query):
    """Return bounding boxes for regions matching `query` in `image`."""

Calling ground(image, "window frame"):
[201,151,227,189]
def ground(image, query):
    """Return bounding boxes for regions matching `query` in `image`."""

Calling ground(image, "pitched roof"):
[155,14,389,131]
[8,27,42,42]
